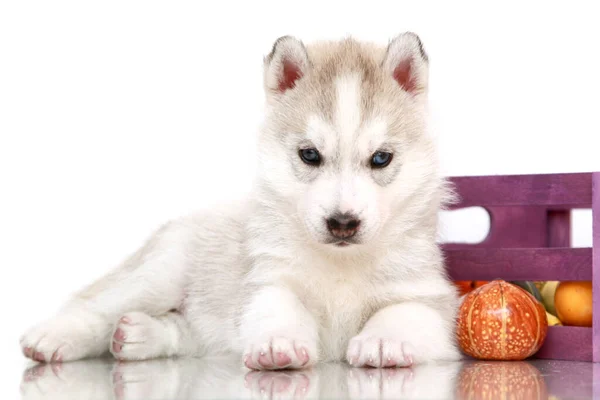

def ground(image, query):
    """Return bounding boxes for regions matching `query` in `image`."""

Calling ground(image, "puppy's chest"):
[304,278,374,360]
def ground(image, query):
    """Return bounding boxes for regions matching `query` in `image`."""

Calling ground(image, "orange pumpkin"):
[456,361,548,400]
[456,280,548,360]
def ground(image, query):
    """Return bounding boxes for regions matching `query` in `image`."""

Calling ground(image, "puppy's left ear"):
[264,36,310,96]
[383,32,429,97]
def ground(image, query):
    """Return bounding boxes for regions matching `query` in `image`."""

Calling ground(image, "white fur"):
[20,34,461,370]
[335,75,362,148]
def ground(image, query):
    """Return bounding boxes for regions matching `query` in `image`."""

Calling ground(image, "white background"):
[1,0,599,396]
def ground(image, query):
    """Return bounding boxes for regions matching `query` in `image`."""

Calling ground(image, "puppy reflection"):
[21,356,247,400]
[21,358,461,400]
[347,363,461,400]
[346,367,414,399]
[21,359,115,399]
[244,369,317,400]
[244,362,461,400]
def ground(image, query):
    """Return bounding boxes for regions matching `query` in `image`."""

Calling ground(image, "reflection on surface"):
[20,356,596,399]
[456,362,547,399]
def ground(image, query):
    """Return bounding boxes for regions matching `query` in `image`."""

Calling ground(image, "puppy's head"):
[257,34,444,249]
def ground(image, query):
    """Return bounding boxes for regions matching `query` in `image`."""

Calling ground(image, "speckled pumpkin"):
[456,361,548,400]
[456,280,548,360]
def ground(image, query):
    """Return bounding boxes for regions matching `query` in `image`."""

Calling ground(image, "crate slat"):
[535,326,592,362]
[449,172,592,208]
[444,247,592,281]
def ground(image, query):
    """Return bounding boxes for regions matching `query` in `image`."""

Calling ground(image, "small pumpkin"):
[456,280,548,360]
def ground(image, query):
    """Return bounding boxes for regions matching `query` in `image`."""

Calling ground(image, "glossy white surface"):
[18,357,598,399]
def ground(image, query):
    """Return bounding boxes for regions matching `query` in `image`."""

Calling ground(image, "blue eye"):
[371,151,393,168]
[299,148,321,166]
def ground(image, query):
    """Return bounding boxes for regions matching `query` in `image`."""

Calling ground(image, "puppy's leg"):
[346,302,461,368]
[240,286,319,370]
[20,222,190,363]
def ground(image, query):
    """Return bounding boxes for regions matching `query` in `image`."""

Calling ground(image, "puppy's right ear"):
[264,36,310,96]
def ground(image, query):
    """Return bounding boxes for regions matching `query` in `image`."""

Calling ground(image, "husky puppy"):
[20,33,461,370]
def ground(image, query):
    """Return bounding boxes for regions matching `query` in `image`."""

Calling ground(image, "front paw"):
[243,336,317,370]
[346,336,415,368]
[20,312,105,363]
[110,312,164,361]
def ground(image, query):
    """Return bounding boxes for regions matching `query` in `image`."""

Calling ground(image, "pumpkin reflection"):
[456,361,548,400]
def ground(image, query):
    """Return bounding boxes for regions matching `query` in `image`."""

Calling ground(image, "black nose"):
[326,213,361,239]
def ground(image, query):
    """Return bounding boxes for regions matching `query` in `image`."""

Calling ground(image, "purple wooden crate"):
[443,172,600,362]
